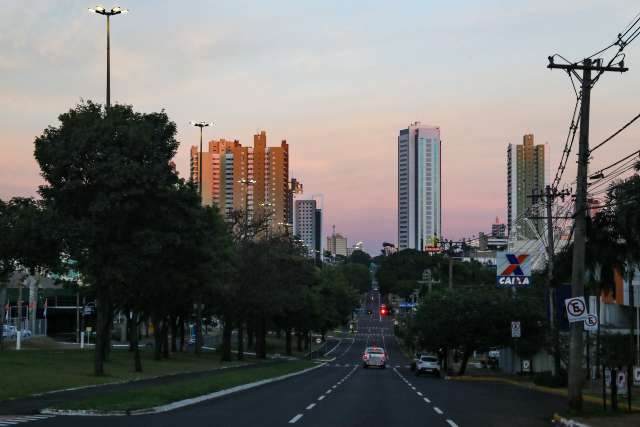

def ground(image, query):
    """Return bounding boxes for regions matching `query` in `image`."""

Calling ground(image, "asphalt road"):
[10,291,564,427]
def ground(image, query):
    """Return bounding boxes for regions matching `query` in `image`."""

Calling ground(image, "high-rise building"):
[190,131,289,230]
[491,216,506,238]
[398,122,442,250]
[507,134,549,237]
[327,228,348,257]
[287,178,304,226]
[294,199,318,258]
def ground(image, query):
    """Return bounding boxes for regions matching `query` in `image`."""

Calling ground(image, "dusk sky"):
[2,1,639,254]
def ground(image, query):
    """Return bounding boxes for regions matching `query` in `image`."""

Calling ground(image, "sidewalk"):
[0,361,264,415]
[555,413,640,427]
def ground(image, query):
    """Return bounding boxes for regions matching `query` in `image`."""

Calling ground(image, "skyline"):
[2,1,640,254]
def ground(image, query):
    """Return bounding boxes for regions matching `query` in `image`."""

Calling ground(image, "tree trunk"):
[0,283,7,351]
[296,331,303,352]
[256,317,267,359]
[247,322,254,350]
[152,315,162,361]
[304,330,309,350]
[170,315,178,353]
[457,347,472,376]
[221,314,232,362]
[129,312,142,372]
[94,287,108,376]
[285,327,292,356]
[237,318,244,361]
[179,316,185,352]
[162,319,169,359]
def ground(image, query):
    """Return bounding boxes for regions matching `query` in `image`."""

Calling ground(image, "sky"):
[1,0,640,255]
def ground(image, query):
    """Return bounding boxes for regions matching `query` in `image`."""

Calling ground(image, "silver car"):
[362,346,387,369]
[415,355,440,376]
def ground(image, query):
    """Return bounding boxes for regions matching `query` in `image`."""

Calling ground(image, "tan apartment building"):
[190,131,289,230]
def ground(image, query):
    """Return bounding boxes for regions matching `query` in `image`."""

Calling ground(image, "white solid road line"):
[446,420,459,427]
[423,397,431,403]
[306,403,316,410]
[434,407,443,415]
[288,414,304,424]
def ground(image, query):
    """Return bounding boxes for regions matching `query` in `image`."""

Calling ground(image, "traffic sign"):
[315,338,321,344]
[496,252,532,288]
[522,360,531,373]
[634,367,640,385]
[511,321,521,338]
[584,313,598,331]
[565,297,588,322]
[617,371,627,395]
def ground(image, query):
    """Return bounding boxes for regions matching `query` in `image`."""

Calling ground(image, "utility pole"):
[548,56,628,410]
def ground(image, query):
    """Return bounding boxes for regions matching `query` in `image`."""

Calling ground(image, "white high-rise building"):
[398,123,442,250]
[294,199,319,258]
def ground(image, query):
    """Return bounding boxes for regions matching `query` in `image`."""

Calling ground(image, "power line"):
[589,111,640,153]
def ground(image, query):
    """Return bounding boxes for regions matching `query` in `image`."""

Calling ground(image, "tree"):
[340,263,370,294]
[347,250,371,267]
[34,101,180,375]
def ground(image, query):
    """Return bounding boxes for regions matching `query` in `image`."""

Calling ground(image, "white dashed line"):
[417,391,423,396]
[332,385,337,389]
[446,420,459,427]
[434,407,443,415]
[318,395,325,401]
[306,403,316,410]
[289,414,304,423]
[423,397,431,403]
[325,389,332,394]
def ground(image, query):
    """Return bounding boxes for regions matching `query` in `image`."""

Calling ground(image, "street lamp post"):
[190,122,213,203]
[88,5,128,110]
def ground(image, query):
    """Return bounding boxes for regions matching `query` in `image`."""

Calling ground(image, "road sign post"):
[511,321,521,338]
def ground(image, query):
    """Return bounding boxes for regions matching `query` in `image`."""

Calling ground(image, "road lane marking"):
[289,414,304,423]
[417,391,423,396]
[332,385,337,389]
[434,407,443,415]
[318,395,325,401]
[325,389,332,394]
[306,403,316,410]
[423,397,431,403]
[446,420,459,427]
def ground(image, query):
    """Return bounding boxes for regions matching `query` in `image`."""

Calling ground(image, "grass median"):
[53,360,316,412]
[0,343,247,401]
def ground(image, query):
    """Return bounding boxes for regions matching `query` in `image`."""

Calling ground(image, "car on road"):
[415,355,440,376]
[362,346,388,369]
[2,325,17,340]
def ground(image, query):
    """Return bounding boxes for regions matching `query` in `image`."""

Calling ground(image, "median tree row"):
[0,101,360,375]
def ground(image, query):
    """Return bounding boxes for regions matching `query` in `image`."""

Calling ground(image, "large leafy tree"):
[34,101,180,375]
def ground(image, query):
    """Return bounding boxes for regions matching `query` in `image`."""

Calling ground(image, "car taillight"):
[363,354,369,360]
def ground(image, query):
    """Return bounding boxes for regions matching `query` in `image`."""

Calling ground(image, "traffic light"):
[379,306,387,316]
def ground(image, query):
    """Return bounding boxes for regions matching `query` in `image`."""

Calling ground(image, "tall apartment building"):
[190,131,290,228]
[294,199,321,260]
[327,230,348,257]
[507,134,549,238]
[287,178,304,226]
[398,123,442,250]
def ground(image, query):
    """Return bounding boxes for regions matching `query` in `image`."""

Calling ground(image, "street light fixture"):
[88,5,128,110]
[190,122,213,202]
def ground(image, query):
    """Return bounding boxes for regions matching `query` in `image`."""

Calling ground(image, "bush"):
[533,370,567,388]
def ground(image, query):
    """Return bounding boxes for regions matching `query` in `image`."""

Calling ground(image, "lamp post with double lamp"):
[190,122,213,203]
[88,6,128,110]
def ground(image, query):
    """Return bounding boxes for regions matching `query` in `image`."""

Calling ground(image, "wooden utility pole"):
[547,56,628,410]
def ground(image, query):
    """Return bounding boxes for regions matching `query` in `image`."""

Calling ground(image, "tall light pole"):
[190,122,213,203]
[88,6,128,110]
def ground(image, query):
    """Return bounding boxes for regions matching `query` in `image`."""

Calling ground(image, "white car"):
[362,346,388,369]
[2,325,17,339]
[415,355,440,376]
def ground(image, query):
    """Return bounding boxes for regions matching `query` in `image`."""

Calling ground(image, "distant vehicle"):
[488,349,500,359]
[415,355,440,376]
[362,346,387,369]
[2,325,17,339]
[20,329,32,338]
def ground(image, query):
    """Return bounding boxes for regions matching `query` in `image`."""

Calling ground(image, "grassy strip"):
[0,347,245,401]
[54,360,315,412]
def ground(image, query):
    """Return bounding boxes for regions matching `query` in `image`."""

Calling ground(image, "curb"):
[41,361,326,416]
[552,414,591,427]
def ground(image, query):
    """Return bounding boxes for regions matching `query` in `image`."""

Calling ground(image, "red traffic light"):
[380,307,387,316]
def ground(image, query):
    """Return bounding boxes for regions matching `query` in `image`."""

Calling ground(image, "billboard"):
[496,252,532,288]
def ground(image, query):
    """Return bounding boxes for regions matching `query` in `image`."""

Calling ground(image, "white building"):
[398,123,442,250]
[294,199,319,258]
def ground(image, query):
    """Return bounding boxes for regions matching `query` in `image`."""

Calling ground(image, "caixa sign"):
[496,253,532,289]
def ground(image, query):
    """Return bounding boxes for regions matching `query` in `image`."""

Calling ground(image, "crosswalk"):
[0,415,54,426]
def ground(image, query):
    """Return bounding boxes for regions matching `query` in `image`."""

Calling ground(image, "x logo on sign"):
[501,254,528,276]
